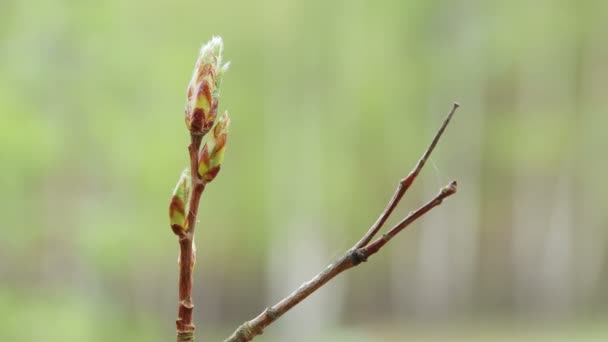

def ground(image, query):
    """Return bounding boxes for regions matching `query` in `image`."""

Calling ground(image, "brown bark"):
[176,134,206,336]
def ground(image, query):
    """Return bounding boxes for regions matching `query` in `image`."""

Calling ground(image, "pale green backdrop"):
[1,0,607,341]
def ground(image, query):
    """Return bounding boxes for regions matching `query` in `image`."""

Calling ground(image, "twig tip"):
[453,102,460,108]
[442,180,458,195]
[450,180,457,190]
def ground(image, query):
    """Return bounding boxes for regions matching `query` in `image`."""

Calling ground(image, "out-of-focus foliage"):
[1,0,607,341]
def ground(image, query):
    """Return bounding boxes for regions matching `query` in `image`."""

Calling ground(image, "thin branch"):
[354,102,459,249]
[170,37,231,341]
[224,181,457,342]
[224,103,459,342]
[176,134,205,340]
[361,181,457,257]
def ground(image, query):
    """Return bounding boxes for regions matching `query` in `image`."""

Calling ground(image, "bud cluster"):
[198,111,230,183]
[170,37,231,230]
[185,36,230,135]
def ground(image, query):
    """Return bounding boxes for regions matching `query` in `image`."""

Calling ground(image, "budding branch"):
[169,38,231,342]
[174,133,205,342]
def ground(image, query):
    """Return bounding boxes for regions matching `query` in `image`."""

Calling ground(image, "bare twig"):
[224,104,459,342]
[354,102,459,249]
[361,181,457,257]
[225,182,457,342]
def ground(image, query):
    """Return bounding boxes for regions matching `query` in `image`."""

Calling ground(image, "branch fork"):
[224,103,460,342]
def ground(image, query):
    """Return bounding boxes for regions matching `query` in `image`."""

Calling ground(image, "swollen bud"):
[169,169,191,234]
[198,111,230,183]
[185,36,230,135]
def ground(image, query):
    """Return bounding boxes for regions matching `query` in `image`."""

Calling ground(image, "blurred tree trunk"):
[263,104,336,341]
[261,17,340,339]
[574,8,608,308]
[541,163,574,313]
[511,7,576,314]
[398,1,483,319]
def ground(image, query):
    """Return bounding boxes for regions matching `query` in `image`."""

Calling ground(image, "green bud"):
[169,168,191,234]
[198,111,230,183]
[185,37,230,135]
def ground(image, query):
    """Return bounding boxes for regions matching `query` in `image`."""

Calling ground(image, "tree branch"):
[175,134,205,340]
[354,102,459,249]
[169,37,231,341]
[224,103,459,342]
[225,182,457,342]
[360,181,457,257]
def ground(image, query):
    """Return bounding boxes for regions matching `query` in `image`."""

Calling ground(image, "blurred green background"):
[1,0,607,341]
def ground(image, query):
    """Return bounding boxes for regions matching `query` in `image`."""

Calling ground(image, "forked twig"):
[354,102,459,249]
[224,103,460,342]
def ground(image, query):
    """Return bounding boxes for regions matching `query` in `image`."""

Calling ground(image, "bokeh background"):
[2,0,607,341]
